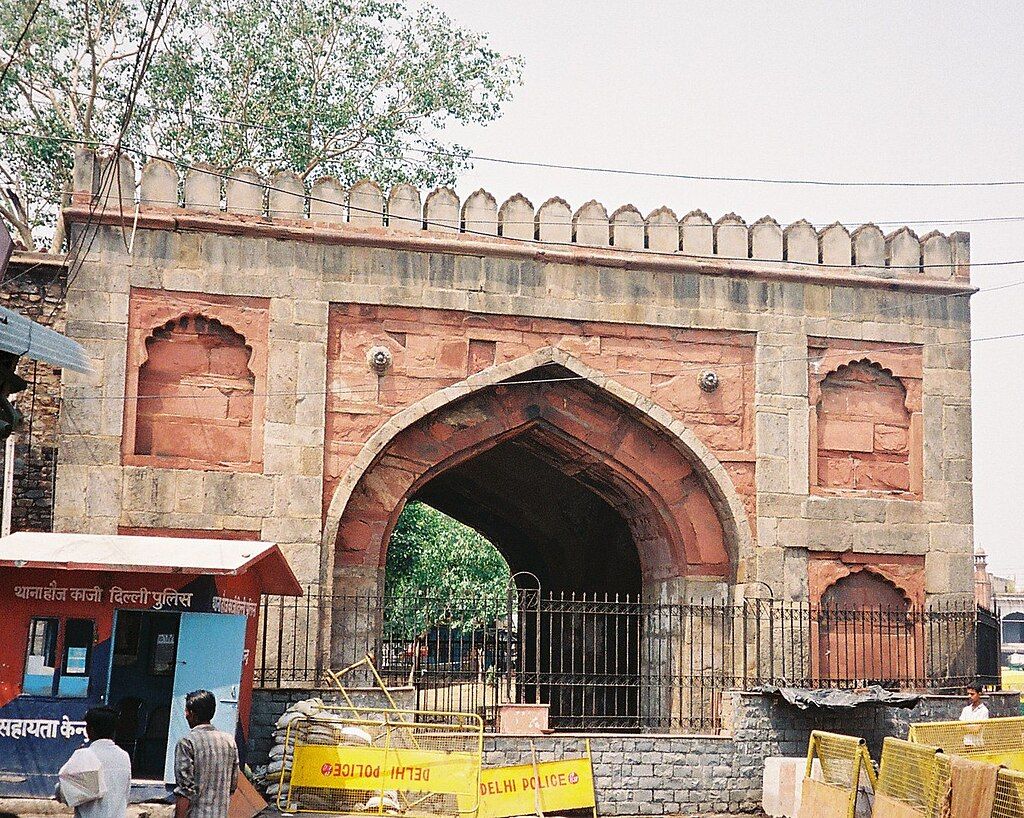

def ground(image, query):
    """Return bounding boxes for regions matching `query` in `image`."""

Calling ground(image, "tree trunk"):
[49,215,66,254]
[13,217,35,250]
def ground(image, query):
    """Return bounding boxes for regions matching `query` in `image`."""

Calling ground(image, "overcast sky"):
[427,0,1024,575]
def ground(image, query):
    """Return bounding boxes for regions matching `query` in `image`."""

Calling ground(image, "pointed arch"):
[321,347,752,593]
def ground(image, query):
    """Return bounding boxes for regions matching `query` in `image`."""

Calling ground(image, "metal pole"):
[2,432,15,537]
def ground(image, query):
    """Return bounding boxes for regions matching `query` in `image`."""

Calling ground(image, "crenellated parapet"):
[68,149,970,282]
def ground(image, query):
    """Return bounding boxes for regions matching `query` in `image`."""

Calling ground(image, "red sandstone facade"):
[54,153,975,649]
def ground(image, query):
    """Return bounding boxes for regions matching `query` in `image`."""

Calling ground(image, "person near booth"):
[173,690,239,818]
[56,707,132,818]
[959,682,990,722]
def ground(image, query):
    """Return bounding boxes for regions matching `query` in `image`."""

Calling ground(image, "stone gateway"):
[57,151,974,722]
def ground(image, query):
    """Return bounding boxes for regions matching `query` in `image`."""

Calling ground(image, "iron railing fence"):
[257,587,980,733]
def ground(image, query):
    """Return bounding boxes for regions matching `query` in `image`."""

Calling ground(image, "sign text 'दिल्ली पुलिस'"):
[13,583,257,616]
[14,582,193,609]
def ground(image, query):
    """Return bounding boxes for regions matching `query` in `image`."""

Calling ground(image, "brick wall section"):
[808,337,924,499]
[0,256,66,532]
[134,315,256,462]
[816,362,912,491]
[123,288,270,473]
[247,689,1020,816]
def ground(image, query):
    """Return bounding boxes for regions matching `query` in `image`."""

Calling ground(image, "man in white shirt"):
[57,707,132,818]
[959,683,990,722]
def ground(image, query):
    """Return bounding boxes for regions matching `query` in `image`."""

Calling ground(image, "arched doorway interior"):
[328,362,743,729]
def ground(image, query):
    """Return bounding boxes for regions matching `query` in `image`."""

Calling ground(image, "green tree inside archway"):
[384,501,510,635]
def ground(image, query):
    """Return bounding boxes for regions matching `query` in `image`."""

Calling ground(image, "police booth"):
[0,532,301,798]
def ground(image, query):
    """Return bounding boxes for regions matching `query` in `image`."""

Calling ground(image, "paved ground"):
[1,797,766,818]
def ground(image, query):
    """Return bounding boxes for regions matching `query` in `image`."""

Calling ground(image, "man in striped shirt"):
[174,690,239,818]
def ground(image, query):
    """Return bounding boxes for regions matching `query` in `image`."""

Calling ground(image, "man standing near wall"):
[174,690,239,818]
[959,683,990,722]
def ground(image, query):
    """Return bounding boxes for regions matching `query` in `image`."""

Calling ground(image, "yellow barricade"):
[798,730,877,818]
[462,746,597,818]
[909,717,1024,771]
[278,707,483,817]
[874,737,948,818]
[993,767,1024,818]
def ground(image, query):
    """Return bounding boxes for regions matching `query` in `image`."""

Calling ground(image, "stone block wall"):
[246,689,1020,816]
[55,152,977,674]
[0,253,66,533]
[248,685,417,764]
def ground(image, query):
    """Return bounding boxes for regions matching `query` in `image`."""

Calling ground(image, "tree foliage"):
[0,0,522,247]
[385,501,511,635]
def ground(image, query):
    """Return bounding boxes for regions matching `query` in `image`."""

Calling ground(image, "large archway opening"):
[411,431,643,595]
[329,363,742,729]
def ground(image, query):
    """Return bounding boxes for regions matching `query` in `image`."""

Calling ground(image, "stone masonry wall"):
[486,692,1019,815]
[57,153,976,605]
[0,254,66,532]
[246,689,1020,816]
[248,685,417,765]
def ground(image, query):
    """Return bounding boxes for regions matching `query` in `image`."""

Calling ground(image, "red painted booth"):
[0,532,301,798]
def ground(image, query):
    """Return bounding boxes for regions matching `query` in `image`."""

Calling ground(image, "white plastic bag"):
[58,747,108,807]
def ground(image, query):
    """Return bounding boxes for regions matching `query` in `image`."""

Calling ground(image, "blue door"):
[163,613,247,783]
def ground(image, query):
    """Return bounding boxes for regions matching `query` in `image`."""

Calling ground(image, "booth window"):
[58,619,95,697]
[22,617,95,697]
[23,617,58,696]
[113,611,142,666]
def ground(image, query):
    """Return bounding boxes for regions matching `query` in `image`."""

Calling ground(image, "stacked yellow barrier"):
[992,768,1024,818]
[797,730,877,818]
[277,706,484,817]
[909,717,1024,771]
[873,737,948,818]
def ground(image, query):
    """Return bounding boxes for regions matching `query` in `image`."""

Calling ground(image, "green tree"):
[385,501,511,635]
[0,0,521,248]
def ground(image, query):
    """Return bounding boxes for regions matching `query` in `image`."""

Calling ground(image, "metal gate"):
[258,586,981,733]
[978,604,1001,687]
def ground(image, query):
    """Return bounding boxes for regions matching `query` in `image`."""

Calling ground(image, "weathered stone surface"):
[50,157,974,660]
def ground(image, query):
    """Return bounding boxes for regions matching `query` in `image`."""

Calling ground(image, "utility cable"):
[11,125,1024,232]
[48,87,1024,190]
[0,0,44,88]
[63,327,1022,406]
[25,133,1017,273]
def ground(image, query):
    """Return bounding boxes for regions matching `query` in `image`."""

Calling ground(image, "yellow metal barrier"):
[464,740,597,818]
[909,716,1024,770]
[277,706,484,817]
[874,737,948,818]
[798,730,877,818]
[993,767,1024,818]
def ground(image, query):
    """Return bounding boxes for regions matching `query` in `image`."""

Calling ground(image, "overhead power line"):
[0,0,44,88]
[50,88,1024,191]
[3,130,1012,274]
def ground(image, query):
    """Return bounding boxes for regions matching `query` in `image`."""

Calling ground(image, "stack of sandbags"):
[260,697,376,810]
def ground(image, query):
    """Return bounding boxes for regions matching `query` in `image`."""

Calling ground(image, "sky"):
[426,0,1024,575]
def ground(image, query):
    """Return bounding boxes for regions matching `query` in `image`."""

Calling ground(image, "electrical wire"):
[62,327,1020,406]
[46,0,179,315]
[48,87,1024,191]
[0,0,45,88]
[11,125,1024,234]
[14,131,1017,273]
